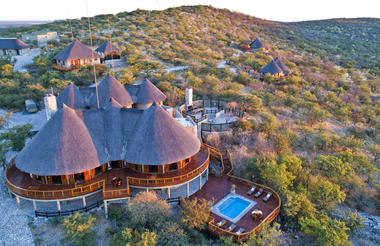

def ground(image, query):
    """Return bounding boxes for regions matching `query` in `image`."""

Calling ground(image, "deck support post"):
[82,197,86,207]
[199,174,202,189]
[167,187,171,199]
[104,201,108,218]
[107,162,111,170]
[56,201,61,212]
[16,195,21,208]
[186,182,190,198]
[32,200,37,211]
[206,167,209,181]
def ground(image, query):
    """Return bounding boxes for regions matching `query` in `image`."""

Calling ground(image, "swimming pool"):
[212,194,256,223]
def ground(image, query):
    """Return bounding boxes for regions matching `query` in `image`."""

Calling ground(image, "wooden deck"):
[190,144,281,242]
[190,175,279,238]
[6,148,209,200]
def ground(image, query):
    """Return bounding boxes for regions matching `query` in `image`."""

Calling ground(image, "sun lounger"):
[247,185,256,195]
[263,192,272,202]
[216,219,227,227]
[236,228,245,234]
[227,224,236,231]
[254,188,263,198]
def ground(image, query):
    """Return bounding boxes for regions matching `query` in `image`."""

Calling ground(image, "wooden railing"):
[127,151,209,187]
[5,166,105,200]
[6,146,210,200]
[203,145,281,242]
[52,64,77,71]
[5,162,127,201]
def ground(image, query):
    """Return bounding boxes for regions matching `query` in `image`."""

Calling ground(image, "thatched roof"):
[95,41,121,54]
[134,79,166,104]
[249,38,264,49]
[273,57,289,73]
[56,82,86,108]
[15,102,199,175]
[88,75,133,108]
[259,60,283,75]
[103,98,124,161]
[53,40,101,61]
[124,103,200,165]
[15,105,101,176]
[0,38,29,50]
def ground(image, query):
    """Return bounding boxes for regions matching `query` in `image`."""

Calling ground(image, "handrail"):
[127,152,209,187]
[203,144,281,242]
[5,163,124,201]
[6,147,210,200]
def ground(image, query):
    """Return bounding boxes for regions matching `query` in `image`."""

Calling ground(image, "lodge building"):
[6,75,280,241]
[52,40,101,71]
[6,75,209,212]
[259,57,290,77]
[0,38,30,56]
[95,41,121,62]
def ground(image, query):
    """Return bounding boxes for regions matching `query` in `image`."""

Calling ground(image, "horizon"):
[0,0,379,22]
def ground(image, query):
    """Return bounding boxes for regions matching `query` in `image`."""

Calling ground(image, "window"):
[95,166,103,176]
[149,165,158,173]
[169,163,178,171]
[185,158,190,164]
[75,173,85,183]
[52,176,62,185]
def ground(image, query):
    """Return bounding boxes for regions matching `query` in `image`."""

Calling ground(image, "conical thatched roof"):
[56,82,86,108]
[259,59,283,75]
[134,79,166,104]
[89,75,133,108]
[249,38,264,49]
[15,105,101,176]
[124,104,200,165]
[53,40,101,61]
[273,57,289,73]
[95,41,121,54]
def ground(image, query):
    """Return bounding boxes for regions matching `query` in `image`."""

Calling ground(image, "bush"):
[127,191,171,230]
[61,212,96,246]
[180,197,212,230]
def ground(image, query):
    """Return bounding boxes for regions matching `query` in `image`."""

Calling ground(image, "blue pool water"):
[217,197,251,219]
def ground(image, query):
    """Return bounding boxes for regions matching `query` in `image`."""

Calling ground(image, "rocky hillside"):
[0,5,379,245]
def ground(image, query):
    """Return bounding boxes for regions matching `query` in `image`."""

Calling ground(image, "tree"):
[343,209,364,235]
[61,212,96,246]
[284,191,316,220]
[259,156,295,192]
[246,222,283,246]
[156,221,190,246]
[315,155,353,180]
[180,197,212,230]
[127,191,171,231]
[369,144,380,162]
[299,212,349,246]
[0,141,11,168]
[111,227,157,246]
[309,176,345,209]
[259,112,278,137]
[0,124,34,151]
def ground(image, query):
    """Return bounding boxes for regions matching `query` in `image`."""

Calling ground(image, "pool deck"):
[190,174,279,234]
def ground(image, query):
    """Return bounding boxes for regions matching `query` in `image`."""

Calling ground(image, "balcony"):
[5,146,209,201]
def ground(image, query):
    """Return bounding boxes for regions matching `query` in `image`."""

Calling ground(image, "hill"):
[0,5,379,245]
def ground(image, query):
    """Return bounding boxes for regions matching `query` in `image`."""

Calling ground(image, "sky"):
[1,0,379,22]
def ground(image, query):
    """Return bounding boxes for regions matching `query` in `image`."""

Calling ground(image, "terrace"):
[6,146,209,201]
[190,146,281,241]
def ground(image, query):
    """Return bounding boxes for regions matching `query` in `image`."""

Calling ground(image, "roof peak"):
[124,104,200,165]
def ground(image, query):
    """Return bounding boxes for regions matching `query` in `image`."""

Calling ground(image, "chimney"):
[185,88,193,110]
[44,94,57,120]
